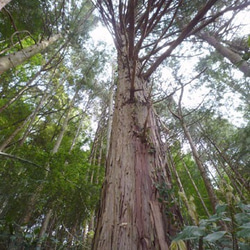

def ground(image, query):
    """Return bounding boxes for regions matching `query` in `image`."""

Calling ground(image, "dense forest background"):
[0,0,249,249]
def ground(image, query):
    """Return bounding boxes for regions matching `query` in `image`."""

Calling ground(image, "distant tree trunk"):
[0,42,65,113]
[199,32,250,77]
[36,209,53,250]
[182,161,210,217]
[168,84,219,213]
[167,148,199,225]
[52,86,79,153]
[0,114,32,151]
[23,91,82,235]
[69,110,85,152]
[199,140,246,201]
[202,129,249,192]
[0,0,11,10]
[180,118,218,213]
[35,87,79,248]
[19,91,50,146]
[93,53,178,250]
[0,34,61,74]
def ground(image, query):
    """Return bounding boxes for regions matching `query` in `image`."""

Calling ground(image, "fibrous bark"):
[93,50,177,250]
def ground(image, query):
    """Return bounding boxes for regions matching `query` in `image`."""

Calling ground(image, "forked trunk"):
[93,51,178,249]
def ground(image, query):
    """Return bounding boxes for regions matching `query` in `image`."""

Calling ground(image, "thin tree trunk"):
[52,86,79,154]
[0,0,11,10]
[166,147,199,225]
[0,40,67,113]
[202,130,249,191]
[88,107,107,180]
[0,34,61,74]
[19,91,49,146]
[214,156,246,201]
[0,114,32,151]
[169,84,219,213]
[35,87,79,248]
[36,209,53,250]
[182,161,211,217]
[93,55,178,249]
[69,110,85,152]
[199,140,246,201]
[181,121,218,213]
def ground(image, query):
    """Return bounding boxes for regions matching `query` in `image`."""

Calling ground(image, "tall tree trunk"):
[180,121,218,213]
[0,0,11,10]
[167,148,199,225]
[92,0,221,248]
[93,54,177,249]
[182,161,210,217]
[169,85,219,213]
[35,87,80,248]
[0,34,61,74]
[52,86,79,153]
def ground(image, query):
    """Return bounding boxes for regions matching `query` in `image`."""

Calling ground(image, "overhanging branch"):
[0,151,48,170]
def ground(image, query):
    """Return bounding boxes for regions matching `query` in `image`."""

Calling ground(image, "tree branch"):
[143,0,219,79]
[0,151,48,170]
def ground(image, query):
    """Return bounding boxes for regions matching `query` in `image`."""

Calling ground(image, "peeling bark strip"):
[0,34,61,74]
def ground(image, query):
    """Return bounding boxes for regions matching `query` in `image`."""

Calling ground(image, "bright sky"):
[90,10,249,127]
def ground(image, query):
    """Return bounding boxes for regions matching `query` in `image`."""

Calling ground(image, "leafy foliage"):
[172,202,250,249]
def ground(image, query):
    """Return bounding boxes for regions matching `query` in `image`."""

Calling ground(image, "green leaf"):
[221,217,232,222]
[237,228,250,238]
[173,226,205,241]
[238,203,250,213]
[215,204,227,214]
[235,213,250,225]
[203,214,222,223]
[239,242,250,250]
[237,222,250,238]
[239,222,250,228]
[203,231,227,242]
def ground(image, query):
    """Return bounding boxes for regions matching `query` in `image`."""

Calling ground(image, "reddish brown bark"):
[93,53,175,249]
